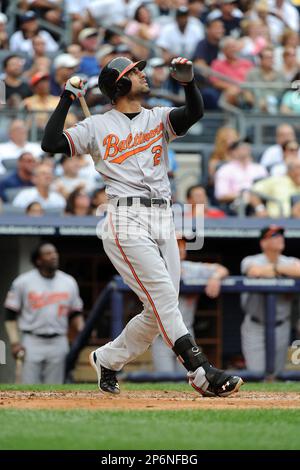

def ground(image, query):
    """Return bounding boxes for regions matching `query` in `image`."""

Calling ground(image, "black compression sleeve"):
[41,91,74,155]
[169,80,204,136]
[5,308,19,321]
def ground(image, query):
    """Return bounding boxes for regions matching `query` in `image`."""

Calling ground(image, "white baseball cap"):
[0,12,7,23]
[53,53,79,70]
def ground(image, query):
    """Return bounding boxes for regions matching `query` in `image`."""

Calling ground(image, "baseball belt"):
[116,197,172,208]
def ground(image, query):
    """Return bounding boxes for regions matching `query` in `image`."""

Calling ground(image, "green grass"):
[0,382,299,450]
[1,408,300,450]
[0,381,300,392]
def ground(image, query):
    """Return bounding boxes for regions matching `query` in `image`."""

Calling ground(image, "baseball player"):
[152,238,229,372]
[41,55,243,397]
[4,243,84,384]
[241,225,300,375]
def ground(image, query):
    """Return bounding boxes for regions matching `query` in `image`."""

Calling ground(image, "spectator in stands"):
[21,0,63,28]
[280,71,300,114]
[65,188,91,216]
[22,72,60,138]
[4,242,84,384]
[25,201,44,216]
[125,4,161,60]
[240,225,300,375]
[0,12,8,49]
[209,125,240,179]
[9,11,58,56]
[0,119,42,174]
[186,184,226,218]
[270,140,300,176]
[50,53,80,96]
[87,0,127,28]
[238,19,269,60]
[206,0,243,37]
[67,43,83,61]
[265,0,300,45]
[3,54,32,107]
[193,18,225,108]
[243,46,286,113]
[156,6,204,62]
[90,186,108,216]
[24,35,51,77]
[77,28,101,77]
[65,0,90,43]
[274,28,300,69]
[249,160,300,217]
[260,123,296,169]
[12,163,66,211]
[210,36,254,106]
[280,46,299,81]
[0,152,36,203]
[215,140,267,206]
[152,236,229,373]
[52,154,95,198]
[193,18,224,67]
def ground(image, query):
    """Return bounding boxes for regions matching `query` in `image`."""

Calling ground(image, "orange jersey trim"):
[109,213,173,348]
[110,133,163,164]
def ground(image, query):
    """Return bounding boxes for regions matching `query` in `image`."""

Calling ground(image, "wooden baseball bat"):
[69,76,91,118]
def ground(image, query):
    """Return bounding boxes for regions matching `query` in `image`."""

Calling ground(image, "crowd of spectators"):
[1,1,300,218]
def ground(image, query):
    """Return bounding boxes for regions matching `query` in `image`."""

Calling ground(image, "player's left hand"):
[169,57,194,84]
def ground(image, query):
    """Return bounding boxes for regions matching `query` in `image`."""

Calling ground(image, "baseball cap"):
[20,10,37,23]
[96,44,115,62]
[78,28,99,43]
[30,72,49,87]
[148,57,166,68]
[176,6,189,16]
[53,53,79,70]
[260,225,285,241]
[0,12,7,24]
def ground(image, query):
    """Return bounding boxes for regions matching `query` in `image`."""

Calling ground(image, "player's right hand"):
[11,343,25,360]
[64,77,88,99]
[169,57,194,84]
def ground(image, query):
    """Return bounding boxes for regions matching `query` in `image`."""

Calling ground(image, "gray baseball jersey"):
[63,107,178,199]
[4,269,83,335]
[241,253,299,321]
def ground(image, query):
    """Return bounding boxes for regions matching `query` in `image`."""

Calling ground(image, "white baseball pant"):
[96,204,189,371]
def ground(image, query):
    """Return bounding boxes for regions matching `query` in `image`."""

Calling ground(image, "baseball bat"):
[69,76,91,118]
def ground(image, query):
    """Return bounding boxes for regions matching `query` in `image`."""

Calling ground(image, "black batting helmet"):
[98,56,146,102]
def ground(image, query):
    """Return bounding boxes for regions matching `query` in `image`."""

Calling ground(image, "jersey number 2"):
[152,145,162,166]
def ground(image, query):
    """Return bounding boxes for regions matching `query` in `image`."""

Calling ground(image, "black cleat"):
[89,350,120,394]
[189,366,244,397]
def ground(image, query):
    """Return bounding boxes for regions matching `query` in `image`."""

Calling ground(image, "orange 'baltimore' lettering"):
[28,292,70,310]
[102,123,164,164]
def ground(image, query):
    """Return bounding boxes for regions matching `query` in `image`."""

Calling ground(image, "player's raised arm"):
[41,79,88,155]
[168,57,204,136]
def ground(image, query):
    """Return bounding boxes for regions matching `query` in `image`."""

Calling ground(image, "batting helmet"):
[98,56,146,102]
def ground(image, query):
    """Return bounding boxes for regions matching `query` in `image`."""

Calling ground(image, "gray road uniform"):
[152,261,220,372]
[64,107,191,371]
[241,254,297,374]
[4,269,83,383]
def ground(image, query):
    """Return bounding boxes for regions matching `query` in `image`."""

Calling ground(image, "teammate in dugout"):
[41,55,243,397]
[4,243,84,384]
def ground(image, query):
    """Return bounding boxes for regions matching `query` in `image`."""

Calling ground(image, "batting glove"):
[11,343,25,360]
[169,57,194,84]
[64,77,88,99]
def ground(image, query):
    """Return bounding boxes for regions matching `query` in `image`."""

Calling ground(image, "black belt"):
[22,331,61,339]
[116,197,172,208]
[250,316,287,327]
